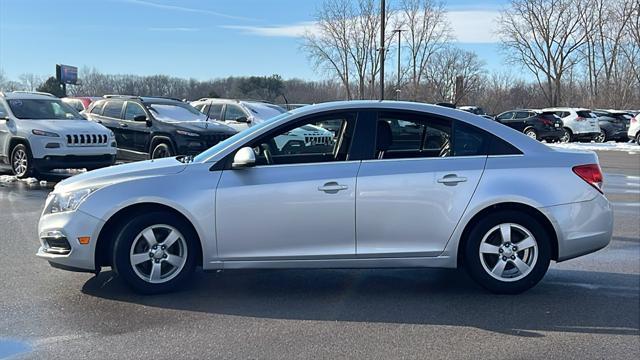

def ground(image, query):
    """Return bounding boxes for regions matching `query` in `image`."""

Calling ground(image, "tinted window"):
[102,101,124,119]
[206,104,223,120]
[514,111,530,119]
[248,112,356,165]
[453,121,488,156]
[225,104,246,121]
[90,101,104,115]
[124,102,147,121]
[376,112,452,159]
[496,112,513,120]
[576,110,595,118]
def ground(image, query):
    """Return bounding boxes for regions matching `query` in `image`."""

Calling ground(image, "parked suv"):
[494,109,564,141]
[190,98,286,132]
[592,110,631,142]
[542,107,600,142]
[0,91,116,178]
[85,96,237,160]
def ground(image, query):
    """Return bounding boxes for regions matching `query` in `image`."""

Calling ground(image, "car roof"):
[542,107,590,112]
[0,91,58,100]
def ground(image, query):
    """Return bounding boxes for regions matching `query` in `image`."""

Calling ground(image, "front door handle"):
[437,174,467,186]
[318,181,348,193]
[120,123,128,128]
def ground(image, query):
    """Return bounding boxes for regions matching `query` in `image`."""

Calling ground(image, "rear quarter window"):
[454,121,521,156]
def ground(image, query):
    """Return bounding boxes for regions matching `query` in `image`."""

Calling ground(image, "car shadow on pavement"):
[81,267,639,338]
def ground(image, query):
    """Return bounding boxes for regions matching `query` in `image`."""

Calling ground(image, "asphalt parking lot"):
[0,149,638,359]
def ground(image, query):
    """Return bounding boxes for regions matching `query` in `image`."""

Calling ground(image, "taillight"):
[573,164,604,193]
[539,117,552,126]
[632,117,638,124]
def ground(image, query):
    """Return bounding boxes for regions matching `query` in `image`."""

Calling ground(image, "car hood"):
[165,120,237,134]
[54,157,188,194]
[20,119,110,134]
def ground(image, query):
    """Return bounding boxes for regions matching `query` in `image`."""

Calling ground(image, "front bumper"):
[33,154,116,172]
[36,209,105,271]
[542,194,613,262]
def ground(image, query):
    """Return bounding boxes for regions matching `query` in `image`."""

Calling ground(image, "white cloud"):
[123,0,257,21]
[447,10,500,43]
[222,9,499,44]
[221,22,318,38]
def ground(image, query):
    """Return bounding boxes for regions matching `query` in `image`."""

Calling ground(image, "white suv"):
[628,113,640,145]
[542,107,601,142]
[190,98,286,131]
[0,91,117,178]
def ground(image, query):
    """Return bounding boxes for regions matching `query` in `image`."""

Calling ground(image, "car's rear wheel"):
[524,128,538,140]
[463,211,551,294]
[151,142,174,159]
[594,130,606,143]
[560,128,572,143]
[112,211,197,294]
[636,133,640,146]
[11,144,36,179]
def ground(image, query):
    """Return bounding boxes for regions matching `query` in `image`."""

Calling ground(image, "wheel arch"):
[148,134,175,154]
[95,202,203,269]
[8,136,31,155]
[456,202,559,267]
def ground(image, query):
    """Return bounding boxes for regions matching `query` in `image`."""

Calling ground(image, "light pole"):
[379,0,385,100]
[393,29,405,101]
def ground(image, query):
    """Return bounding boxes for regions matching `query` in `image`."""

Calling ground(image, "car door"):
[215,111,360,259]
[98,100,126,147]
[0,101,10,161]
[122,101,151,154]
[355,111,487,256]
[222,104,251,131]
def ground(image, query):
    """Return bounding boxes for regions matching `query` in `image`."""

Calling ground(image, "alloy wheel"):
[525,129,537,140]
[560,130,571,143]
[152,144,171,159]
[478,223,538,282]
[595,131,606,143]
[12,148,28,177]
[129,224,188,284]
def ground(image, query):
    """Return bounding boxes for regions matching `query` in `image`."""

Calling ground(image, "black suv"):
[494,109,564,142]
[592,110,632,142]
[85,96,237,160]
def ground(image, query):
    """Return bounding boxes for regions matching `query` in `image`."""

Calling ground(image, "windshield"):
[147,103,207,122]
[7,99,84,120]
[244,103,286,122]
[194,112,291,162]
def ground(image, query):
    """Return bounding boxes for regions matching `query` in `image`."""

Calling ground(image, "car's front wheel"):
[11,144,36,178]
[463,211,551,294]
[150,142,174,159]
[560,128,572,143]
[524,128,538,140]
[112,211,197,294]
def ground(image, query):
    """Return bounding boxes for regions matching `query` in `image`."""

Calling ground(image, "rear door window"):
[514,111,529,119]
[124,102,147,121]
[206,104,224,120]
[102,100,124,119]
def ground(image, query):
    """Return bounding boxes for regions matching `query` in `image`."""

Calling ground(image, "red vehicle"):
[62,96,101,112]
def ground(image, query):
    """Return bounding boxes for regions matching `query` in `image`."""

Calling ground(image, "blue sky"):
[0,0,511,81]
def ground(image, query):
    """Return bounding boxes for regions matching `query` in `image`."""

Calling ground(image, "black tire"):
[524,128,538,140]
[150,141,174,159]
[112,211,198,294]
[10,143,37,179]
[463,211,551,294]
[594,130,606,143]
[560,128,572,143]
[636,133,640,146]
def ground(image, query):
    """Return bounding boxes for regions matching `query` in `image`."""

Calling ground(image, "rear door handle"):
[120,123,128,128]
[318,181,348,193]
[437,174,467,186]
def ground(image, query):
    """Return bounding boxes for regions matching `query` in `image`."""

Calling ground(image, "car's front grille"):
[304,134,333,145]
[66,133,109,146]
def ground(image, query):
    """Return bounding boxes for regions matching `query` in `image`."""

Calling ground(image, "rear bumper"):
[33,154,116,171]
[542,195,613,262]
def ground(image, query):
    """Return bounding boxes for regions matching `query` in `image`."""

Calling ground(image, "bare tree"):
[398,0,452,100]
[498,0,591,106]
[425,47,486,104]
[18,73,43,92]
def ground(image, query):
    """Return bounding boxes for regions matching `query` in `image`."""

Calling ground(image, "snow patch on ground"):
[0,175,39,184]
[547,141,639,153]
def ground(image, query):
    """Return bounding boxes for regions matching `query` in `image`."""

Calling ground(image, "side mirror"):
[232,147,256,169]
[235,116,249,123]
[0,116,9,122]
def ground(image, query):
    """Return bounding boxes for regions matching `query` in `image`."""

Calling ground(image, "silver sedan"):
[36,101,613,294]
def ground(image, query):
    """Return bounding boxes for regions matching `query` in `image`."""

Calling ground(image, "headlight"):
[32,129,60,137]
[176,130,200,137]
[44,188,98,214]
